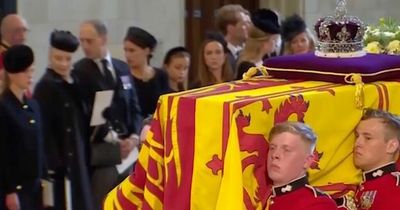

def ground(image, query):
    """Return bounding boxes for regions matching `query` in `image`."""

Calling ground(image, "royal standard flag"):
[104,78,400,210]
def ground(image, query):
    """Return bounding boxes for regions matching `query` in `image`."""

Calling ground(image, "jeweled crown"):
[314,0,366,57]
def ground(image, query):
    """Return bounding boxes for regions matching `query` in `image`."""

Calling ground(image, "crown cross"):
[335,0,348,19]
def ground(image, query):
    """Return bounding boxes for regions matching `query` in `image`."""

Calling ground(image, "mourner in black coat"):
[0,45,45,210]
[73,20,142,210]
[33,30,94,210]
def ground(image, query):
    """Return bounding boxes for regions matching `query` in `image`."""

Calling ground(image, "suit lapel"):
[87,59,112,90]
[111,59,124,89]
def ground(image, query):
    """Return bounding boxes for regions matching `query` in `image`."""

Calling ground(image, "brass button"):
[16,185,22,190]
[22,105,28,109]
[29,119,35,124]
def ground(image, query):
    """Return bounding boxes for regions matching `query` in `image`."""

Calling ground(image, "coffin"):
[104,77,400,210]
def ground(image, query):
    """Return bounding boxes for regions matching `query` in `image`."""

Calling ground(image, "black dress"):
[33,68,93,210]
[0,88,45,210]
[133,67,171,117]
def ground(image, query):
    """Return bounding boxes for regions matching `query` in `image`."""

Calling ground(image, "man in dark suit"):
[73,19,142,210]
[215,4,251,74]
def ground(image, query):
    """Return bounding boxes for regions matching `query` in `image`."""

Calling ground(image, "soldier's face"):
[354,118,397,171]
[79,23,105,59]
[267,132,313,186]
[49,48,73,78]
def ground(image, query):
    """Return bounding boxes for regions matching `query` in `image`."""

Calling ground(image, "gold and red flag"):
[104,78,400,210]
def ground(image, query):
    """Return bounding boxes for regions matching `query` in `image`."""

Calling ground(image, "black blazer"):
[73,58,142,166]
[0,88,45,193]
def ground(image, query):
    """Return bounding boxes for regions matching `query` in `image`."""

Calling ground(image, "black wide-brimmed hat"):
[282,14,307,42]
[50,30,79,53]
[251,9,281,34]
[3,44,34,73]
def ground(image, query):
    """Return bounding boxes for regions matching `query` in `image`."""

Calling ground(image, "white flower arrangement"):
[364,18,400,54]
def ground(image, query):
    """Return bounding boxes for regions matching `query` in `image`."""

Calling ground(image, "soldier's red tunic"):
[266,176,337,210]
[354,163,400,210]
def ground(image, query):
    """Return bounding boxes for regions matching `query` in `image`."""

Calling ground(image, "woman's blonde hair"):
[236,25,274,75]
[195,39,233,87]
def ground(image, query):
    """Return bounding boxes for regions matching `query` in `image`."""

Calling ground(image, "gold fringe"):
[345,74,365,109]
[242,66,269,80]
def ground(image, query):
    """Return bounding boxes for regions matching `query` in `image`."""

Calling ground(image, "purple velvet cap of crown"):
[263,53,400,83]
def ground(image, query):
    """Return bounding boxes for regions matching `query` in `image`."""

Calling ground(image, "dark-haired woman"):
[123,26,171,118]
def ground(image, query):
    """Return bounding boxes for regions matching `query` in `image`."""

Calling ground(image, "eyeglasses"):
[10,27,29,34]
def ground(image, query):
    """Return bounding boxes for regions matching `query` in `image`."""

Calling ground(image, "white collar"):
[227,42,243,58]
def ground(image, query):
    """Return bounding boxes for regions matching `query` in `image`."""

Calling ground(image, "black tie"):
[101,59,115,86]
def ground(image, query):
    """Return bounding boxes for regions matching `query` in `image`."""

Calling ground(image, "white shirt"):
[93,52,116,79]
[227,42,243,59]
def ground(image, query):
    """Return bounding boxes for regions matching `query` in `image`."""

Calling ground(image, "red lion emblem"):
[235,110,270,210]
[274,95,309,124]
[310,150,324,170]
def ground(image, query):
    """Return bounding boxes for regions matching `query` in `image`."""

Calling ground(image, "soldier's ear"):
[386,138,400,154]
[304,153,314,169]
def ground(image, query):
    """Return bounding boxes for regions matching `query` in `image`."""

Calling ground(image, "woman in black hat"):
[236,9,281,80]
[123,26,171,118]
[0,44,46,210]
[281,14,315,55]
[33,30,94,210]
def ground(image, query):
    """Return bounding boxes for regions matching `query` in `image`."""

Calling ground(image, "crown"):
[314,0,366,58]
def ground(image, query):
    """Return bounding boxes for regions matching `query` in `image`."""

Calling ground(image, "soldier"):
[352,108,400,210]
[265,121,337,210]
